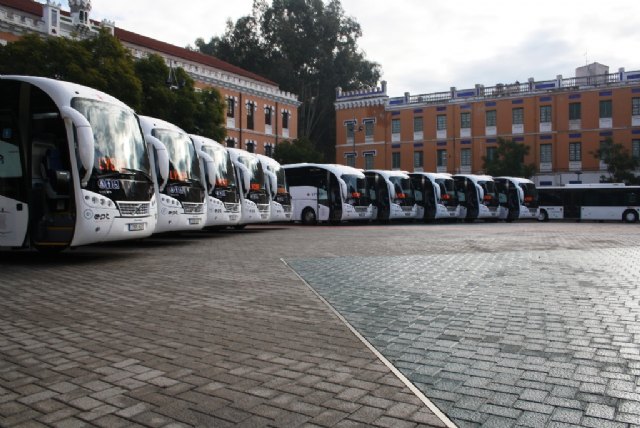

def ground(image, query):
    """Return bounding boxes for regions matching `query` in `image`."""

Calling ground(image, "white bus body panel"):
[270,200,291,222]
[389,202,418,220]
[206,196,240,226]
[341,202,371,220]
[154,193,205,234]
[0,195,28,247]
[582,206,638,221]
[289,186,331,222]
[71,190,158,246]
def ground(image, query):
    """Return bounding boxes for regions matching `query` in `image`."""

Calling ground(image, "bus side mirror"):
[60,106,94,187]
[265,170,277,196]
[197,149,216,191]
[233,161,251,193]
[145,135,169,191]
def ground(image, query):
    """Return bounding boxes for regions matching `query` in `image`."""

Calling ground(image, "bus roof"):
[410,172,453,181]
[139,115,188,136]
[1,75,133,112]
[189,134,224,151]
[365,169,411,179]
[454,173,495,183]
[495,176,535,185]
[283,163,366,178]
[256,154,282,170]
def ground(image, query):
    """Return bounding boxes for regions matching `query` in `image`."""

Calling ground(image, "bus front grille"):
[224,203,240,213]
[118,202,150,217]
[354,206,369,213]
[257,204,270,213]
[183,203,205,214]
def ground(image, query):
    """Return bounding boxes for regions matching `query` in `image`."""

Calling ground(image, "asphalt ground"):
[1,221,640,428]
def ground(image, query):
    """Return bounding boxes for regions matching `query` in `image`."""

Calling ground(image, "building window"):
[413,117,423,133]
[413,151,423,169]
[569,142,581,161]
[51,9,58,26]
[364,120,374,141]
[632,98,640,116]
[346,122,355,142]
[265,106,272,126]
[364,152,374,169]
[226,138,235,148]
[226,98,235,118]
[486,110,497,127]
[282,111,289,129]
[540,144,552,163]
[345,153,355,167]
[540,105,552,123]
[437,149,447,167]
[599,100,612,118]
[486,146,497,162]
[391,119,401,134]
[436,115,447,130]
[391,152,401,169]
[246,141,255,153]
[460,112,471,129]
[460,148,471,167]
[569,102,581,120]
[512,108,524,125]
[633,140,640,159]
[265,144,273,157]
[246,103,255,130]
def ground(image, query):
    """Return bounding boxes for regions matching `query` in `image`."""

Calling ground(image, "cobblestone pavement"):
[1,222,640,427]
[285,223,640,428]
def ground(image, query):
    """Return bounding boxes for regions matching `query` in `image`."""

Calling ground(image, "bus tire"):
[622,209,638,223]
[537,209,549,222]
[301,208,317,225]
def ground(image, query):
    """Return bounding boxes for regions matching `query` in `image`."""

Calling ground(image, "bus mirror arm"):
[145,135,169,191]
[60,106,94,187]
[197,150,216,190]
[265,170,278,196]
[233,161,251,193]
[337,178,348,200]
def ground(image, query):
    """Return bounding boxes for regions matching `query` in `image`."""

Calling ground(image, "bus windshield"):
[238,155,265,191]
[273,164,287,193]
[202,144,237,190]
[520,183,539,205]
[435,178,455,203]
[72,98,150,179]
[153,129,201,183]
[341,173,369,205]
[389,176,414,203]
[478,180,498,198]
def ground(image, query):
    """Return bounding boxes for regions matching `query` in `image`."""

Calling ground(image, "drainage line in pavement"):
[281,258,458,428]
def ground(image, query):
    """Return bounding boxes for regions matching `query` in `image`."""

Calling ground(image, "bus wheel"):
[537,209,549,222]
[301,208,317,225]
[622,209,638,223]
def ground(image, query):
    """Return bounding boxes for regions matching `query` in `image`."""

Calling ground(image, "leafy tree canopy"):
[482,137,536,178]
[0,33,226,140]
[195,0,381,161]
[273,137,323,164]
[592,137,640,184]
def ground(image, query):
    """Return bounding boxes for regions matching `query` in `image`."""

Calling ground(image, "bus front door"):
[0,91,28,247]
[423,178,436,221]
[328,172,342,223]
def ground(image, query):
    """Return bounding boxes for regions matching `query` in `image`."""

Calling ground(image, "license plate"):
[189,218,201,225]
[128,223,145,231]
[405,212,410,216]
[261,214,268,219]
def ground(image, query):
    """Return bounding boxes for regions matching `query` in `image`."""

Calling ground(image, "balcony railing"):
[386,69,640,108]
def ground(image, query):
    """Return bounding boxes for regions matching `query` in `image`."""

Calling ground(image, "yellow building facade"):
[335,64,640,185]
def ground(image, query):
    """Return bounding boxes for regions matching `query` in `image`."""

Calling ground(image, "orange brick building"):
[335,64,640,185]
[0,0,300,156]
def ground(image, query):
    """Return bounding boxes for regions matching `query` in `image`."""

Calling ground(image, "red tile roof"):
[114,27,277,87]
[1,0,42,16]
[1,0,278,87]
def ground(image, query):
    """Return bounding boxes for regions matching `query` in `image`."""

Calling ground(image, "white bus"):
[190,135,241,227]
[0,76,157,251]
[409,172,460,222]
[283,163,372,224]
[228,148,270,226]
[257,154,292,222]
[139,116,207,233]
[364,170,418,222]
[494,176,539,222]
[453,174,501,222]
[537,183,640,222]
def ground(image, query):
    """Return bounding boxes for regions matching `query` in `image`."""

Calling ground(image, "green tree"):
[195,0,381,161]
[482,138,536,178]
[273,137,323,164]
[134,54,226,140]
[592,138,640,184]
[0,31,142,109]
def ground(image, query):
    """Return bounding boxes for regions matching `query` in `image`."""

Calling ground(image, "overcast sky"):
[57,0,640,97]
